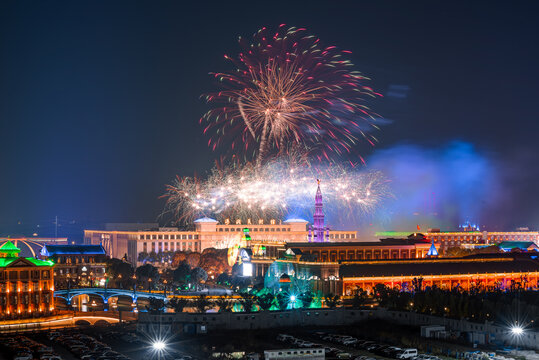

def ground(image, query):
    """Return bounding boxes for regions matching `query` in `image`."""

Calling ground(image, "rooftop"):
[340,255,539,278]
[0,257,54,268]
[41,244,106,257]
[286,237,431,249]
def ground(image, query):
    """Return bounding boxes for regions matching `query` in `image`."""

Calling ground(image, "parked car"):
[342,338,359,346]
[397,349,418,359]
[14,355,33,360]
[276,334,295,342]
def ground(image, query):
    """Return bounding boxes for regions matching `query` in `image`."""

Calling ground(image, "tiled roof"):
[41,245,105,256]
[340,256,539,278]
[0,257,54,268]
[0,241,20,252]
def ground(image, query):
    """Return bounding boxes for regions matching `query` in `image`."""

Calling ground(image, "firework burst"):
[162,157,390,225]
[202,24,381,165]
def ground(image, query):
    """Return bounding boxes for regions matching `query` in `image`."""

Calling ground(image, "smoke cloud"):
[361,141,514,233]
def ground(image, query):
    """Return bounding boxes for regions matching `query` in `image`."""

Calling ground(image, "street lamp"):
[511,325,524,336]
[510,323,525,351]
[152,340,166,351]
[149,338,167,360]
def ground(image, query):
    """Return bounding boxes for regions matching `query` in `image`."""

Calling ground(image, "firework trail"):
[162,156,390,225]
[201,24,381,165]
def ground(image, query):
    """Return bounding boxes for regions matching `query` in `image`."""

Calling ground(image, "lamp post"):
[163,280,167,297]
[148,278,152,293]
[151,340,166,360]
[511,323,524,351]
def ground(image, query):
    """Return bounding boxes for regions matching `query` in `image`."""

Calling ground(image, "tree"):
[374,284,392,306]
[275,291,290,310]
[324,293,341,309]
[412,277,423,292]
[173,262,191,286]
[215,296,231,312]
[191,267,208,283]
[190,267,208,291]
[137,252,149,263]
[136,263,160,290]
[194,294,210,313]
[216,272,231,286]
[445,247,472,258]
[146,297,165,314]
[106,258,134,288]
[166,297,190,313]
[298,292,314,309]
[257,293,275,311]
[239,292,257,313]
[186,252,202,268]
[352,288,368,308]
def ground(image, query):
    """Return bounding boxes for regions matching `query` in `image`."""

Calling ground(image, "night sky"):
[1,1,538,236]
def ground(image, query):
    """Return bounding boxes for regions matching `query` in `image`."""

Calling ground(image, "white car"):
[342,338,359,345]
[14,356,33,360]
[397,349,418,359]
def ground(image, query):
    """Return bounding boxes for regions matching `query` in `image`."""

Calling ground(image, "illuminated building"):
[286,235,433,262]
[0,241,55,318]
[376,230,539,253]
[84,218,357,265]
[264,252,539,296]
[340,254,539,295]
[256,234,434,283]
[40,245,107,288]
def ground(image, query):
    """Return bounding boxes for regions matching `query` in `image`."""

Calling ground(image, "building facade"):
[376,230,539,253]
[84,218,358,265]
[40,245,107,288]
[340,254,539,295]
[0,241,55,319]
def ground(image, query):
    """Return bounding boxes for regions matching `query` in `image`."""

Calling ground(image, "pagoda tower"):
[308,179,329,242]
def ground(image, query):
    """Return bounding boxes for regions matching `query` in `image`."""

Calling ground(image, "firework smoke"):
[163,156,390,225]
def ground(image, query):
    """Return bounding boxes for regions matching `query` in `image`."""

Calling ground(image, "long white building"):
[84,218,358,265]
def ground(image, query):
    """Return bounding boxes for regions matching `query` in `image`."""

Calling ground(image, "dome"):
[284,218,308,223]
[194,217,218,223]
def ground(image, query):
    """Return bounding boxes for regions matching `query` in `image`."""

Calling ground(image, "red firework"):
[201,24,381,165]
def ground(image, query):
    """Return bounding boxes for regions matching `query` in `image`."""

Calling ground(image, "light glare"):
[511,325,524,336]
[152,341,166,351]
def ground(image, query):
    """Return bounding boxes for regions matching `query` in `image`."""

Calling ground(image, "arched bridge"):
[54,288,167,305]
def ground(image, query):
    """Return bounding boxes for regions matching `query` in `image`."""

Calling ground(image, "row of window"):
[142,241,198,253]
[55,267,105,275]
[54,256,100,264]
[330,233,356,239]
[314,250,418,262]
[218,227,291,232]
[0,270,51,281]
[430,236,481,241]
[139,234,198,240]
[0,281,51,292]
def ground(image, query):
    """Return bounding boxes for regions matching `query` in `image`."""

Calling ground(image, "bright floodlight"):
[290,295,296,302]
[511,325,524,336]
[152,340,166,351]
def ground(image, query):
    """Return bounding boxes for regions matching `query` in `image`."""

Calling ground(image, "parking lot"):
[0,321,534,360]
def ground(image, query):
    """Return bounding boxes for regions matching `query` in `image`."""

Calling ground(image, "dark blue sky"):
[1,1,538,233]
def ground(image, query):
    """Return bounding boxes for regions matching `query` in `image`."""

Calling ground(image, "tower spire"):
[309,179,328,242]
